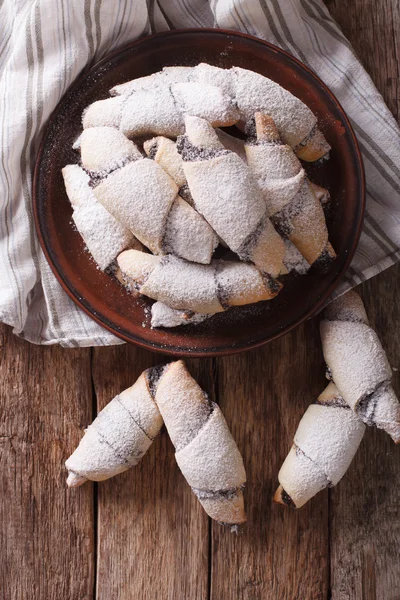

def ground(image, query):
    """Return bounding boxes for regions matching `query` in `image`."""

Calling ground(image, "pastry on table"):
[155,361,247,526]
[117,249,282,315]
[320,290,400,442]
[245,113,336,270]
[62,164,140,271]
[274,382,365,508]
[110,63,330,161]
[78,126,218,264]
[178,115,286,278]
[65,368,163,486]
[83,81,240,137]
[66,361,246,527]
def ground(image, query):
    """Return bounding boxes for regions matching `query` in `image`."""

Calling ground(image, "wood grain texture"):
[91,346,213,600]
[211,319,329,600]
[329,265,400,600]
[0,323,94,600]
[323,3,400,599]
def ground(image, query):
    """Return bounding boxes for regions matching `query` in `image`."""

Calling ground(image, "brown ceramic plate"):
[33,29,365,357]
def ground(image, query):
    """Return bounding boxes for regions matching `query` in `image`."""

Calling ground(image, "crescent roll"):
[65,368,164,486]
[274,382,365,508]
[110,63,330,161]
[83,82,240,137]
[78,126,218,264]
[245,113,336,270]
[62,164,139,270]
[156,361,247,526]
[178,115,286,278]
[117,249,282,314]
[143,130,247,206]
[320,291,400,443]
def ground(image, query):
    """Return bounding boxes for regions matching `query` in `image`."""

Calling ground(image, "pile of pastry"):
[62,63,335,329]
[65,291,400,527]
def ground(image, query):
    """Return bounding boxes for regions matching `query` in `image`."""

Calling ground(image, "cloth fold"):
[0,0,399,347]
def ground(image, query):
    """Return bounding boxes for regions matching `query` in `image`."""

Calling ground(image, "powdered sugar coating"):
[277,382,365,507]
[195,63,235,96]
[94,158,178,254]
[62,164,136,270]
[232,66,317,148]
[278,446,328,508]
[320,291,400,442]
[80,126,141,176]
[107,62,327,154]
[155,361,211,450]
[155,361,246,525]
[121,86,183,137]
[215,260,270,307]
[245,143,305,215]
[118,250,276,314]
[141,255,224,314]
[175,405,246,490]
[215,129,247,162]
[163,196,218,265]
[183,147,266,253]
[82,95,124,129]
[320,319,392,409]
[172,82,239,127]
[62,163,94,208]
[283,240,310,275]
[294,404,365,486]
[117,251,158,288]
[143,136,187,187]
[110,66,194,96]
[150,302,211,328]
[65,373,163,484]
[185,114,225,150]
[119,82,239,138]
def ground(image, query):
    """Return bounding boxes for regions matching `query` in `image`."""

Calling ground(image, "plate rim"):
[33,27,366,357]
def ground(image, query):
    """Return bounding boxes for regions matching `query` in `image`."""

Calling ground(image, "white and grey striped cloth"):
[0,0,399,347]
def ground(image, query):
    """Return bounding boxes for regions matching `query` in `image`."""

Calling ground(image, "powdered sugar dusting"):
[182,141,266,253]
[80,126,141,176]
[283,240,310,275]
[107,62,325,151]
[82,95,124,129]
[163,196,218,264]
[172,82,239,127]
[320,291,400,441]
[232,66,316,148]
[121,86,183,137]
[278,383,365,507]
[143,136,187,187]
[62,164,136,270]
[93,158,178,254]
[151,302,212,328]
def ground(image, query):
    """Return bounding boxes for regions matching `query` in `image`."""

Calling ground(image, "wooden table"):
[1,2,399,598]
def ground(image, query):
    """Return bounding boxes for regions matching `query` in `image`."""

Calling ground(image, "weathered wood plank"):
[325,3,400,598]
[210,319,329,600]
[92,346,213,600]
[329,265,400,600]
[0,323,94,600]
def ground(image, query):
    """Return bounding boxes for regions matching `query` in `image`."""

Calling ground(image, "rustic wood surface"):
[1,2,399,599]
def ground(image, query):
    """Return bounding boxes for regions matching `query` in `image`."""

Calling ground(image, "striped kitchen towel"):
[0,0,399,347]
